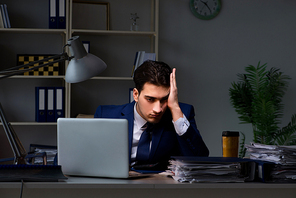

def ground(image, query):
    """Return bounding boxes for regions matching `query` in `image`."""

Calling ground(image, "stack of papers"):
[167,157,249,183]
[246,142,296,182]
[33,147,57,165]
[246,142,296,164]
[29,144,57,165]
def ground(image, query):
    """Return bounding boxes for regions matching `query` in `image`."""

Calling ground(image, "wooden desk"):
[0,174,295,198]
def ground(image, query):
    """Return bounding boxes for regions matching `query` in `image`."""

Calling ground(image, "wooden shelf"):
[0,28,66,34]
[91,76,133,80]
[72,29,157,36]
[1,75,66,79]
[1,76,132,80]
[0,122,57,126]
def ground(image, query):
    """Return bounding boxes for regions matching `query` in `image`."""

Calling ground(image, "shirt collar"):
[134,102,147,128]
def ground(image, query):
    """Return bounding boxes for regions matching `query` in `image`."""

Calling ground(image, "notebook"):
[57,118,130,178]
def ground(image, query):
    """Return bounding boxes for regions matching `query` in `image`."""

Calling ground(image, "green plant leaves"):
[229,62,295,146]
[276,114,296,145]
[239,132,246,158]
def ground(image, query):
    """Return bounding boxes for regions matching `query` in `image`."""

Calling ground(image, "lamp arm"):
[0,52,69,80]
[0,36,106,165]
[0,52,69,164]
[0,103,26,164]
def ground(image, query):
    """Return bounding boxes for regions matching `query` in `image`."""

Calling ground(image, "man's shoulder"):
[179,102,194,110]
[98,103,130,110]
[95,102,134,118]
[179,102,192,108]
[178,102,195,116]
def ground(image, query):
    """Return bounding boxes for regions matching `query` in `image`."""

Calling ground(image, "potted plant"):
[229,62,296,156]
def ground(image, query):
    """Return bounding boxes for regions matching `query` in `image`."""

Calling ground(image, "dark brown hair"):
[133,60,172,93]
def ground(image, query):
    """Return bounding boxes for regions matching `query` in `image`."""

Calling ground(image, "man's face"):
[133,83,170,124]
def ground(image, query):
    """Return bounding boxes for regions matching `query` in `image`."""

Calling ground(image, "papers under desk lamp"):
[0,36,107,164]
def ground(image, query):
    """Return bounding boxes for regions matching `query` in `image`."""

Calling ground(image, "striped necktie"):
[136,122,152,162]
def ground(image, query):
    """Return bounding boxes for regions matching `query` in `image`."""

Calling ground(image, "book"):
[131,51,156,77]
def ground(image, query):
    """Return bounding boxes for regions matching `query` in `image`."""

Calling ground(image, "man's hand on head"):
[168,68,183,121]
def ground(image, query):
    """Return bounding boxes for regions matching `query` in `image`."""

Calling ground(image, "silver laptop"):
[57,118,129,178]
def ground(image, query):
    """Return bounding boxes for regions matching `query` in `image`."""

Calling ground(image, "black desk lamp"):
[0,36,107,164]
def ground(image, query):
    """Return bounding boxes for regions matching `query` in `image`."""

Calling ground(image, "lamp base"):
[0,164,67,182]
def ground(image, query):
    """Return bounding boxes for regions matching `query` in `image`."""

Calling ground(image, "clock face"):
[189,0,221,20]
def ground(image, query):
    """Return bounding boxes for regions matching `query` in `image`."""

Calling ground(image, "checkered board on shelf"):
[17,54,64,76]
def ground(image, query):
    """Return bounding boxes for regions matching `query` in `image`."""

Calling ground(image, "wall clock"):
[189,0,222,20]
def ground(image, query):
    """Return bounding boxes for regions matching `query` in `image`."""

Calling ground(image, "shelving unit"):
[0,0,68,128]
[0,0,159,127]
[67,0,159,118]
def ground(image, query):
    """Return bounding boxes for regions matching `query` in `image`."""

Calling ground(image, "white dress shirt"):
[131,103,190,162]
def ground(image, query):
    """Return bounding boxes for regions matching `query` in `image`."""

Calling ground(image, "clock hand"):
[200,4,206,13]
[200,0,212,14]
[205,5,212,13]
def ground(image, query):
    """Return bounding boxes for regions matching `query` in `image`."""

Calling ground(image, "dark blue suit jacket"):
[94,101,209,164]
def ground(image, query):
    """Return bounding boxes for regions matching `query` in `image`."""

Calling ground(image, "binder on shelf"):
[0,4,7,28]
[47,87,55,122]
[129,88,134,103]
[143,52,156,62]
[3,4,10,28]
[49,0,57,29]
[137,51,145,66]
[54,87,65,121]
[57,0,66,29]
[131,51,156,77]
[35,86,65,122]
[35,87,47,122]
[131,51,143,77]
[0,6,4,28]
[131,51,139,76]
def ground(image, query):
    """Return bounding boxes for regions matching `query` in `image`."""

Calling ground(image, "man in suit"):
[95,60,209,169]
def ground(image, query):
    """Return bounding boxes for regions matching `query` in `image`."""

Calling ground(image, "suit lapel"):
[120,101,135,162]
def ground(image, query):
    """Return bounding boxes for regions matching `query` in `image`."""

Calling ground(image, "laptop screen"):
[57,118,129,178]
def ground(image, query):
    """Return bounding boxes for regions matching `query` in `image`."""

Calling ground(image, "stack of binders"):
[35,87,65,122]
[49,0,66,29]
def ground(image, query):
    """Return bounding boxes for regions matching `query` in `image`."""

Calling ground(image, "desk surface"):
[1,174,296,198]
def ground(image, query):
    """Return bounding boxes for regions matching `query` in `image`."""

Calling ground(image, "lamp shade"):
[65,36,107,83]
